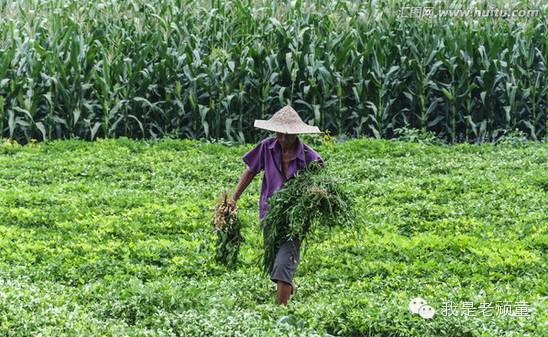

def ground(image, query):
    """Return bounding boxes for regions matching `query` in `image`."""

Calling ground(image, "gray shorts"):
[260,220,301,285]
[268,237,301,286]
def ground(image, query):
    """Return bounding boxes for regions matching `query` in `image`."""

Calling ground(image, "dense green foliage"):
[0,135,546,336]
[261,160,355,275]
[0,0,546,144]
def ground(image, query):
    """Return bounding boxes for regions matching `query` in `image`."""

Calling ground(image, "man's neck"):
[281,141,297,153]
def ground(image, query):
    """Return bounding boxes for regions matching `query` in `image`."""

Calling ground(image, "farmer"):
[229,105,324,305]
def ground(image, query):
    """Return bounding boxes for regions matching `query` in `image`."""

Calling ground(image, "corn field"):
[0,0,546,144]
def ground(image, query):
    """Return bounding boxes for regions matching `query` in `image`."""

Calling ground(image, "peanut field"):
[0,135,546,336]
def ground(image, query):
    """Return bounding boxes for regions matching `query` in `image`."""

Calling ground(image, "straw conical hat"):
[254,105,321,134]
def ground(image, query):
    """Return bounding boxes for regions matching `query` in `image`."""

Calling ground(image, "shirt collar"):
[268,136,305,162]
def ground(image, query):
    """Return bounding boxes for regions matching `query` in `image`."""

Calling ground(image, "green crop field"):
[0,0,547,143]
[0,136,546,336]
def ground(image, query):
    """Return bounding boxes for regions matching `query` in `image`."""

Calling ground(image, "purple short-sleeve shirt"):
[242,136,324,222]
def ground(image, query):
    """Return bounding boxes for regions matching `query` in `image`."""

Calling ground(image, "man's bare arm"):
[230,168,257,206]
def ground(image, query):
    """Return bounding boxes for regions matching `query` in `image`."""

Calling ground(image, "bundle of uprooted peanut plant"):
[212,190,244,267]
[261,160,355,274]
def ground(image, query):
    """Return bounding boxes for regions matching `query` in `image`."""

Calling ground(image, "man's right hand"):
[228,197,238,210]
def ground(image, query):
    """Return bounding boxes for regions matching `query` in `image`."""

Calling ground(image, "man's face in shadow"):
[276,132,297,150]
